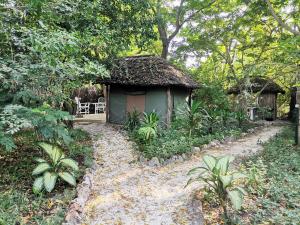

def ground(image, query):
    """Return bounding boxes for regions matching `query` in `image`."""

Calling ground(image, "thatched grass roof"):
[227,77,285,94]
[99,55,199,89]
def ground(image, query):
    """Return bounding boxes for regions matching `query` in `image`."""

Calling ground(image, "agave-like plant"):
[32,142,79,193]
[187,155,247,222]
[137,111,159,143]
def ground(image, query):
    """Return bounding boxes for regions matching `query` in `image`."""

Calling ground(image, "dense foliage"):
[127,98,251,160]
[0,127,93,224]
[1,0,299,223]
[200,127,300,224]
[243,127,300,224]
[0,0,155,223]
[0,0,155,151]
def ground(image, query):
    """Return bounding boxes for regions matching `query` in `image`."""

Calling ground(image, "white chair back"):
[98,97,105,103]
[75,97,81,104]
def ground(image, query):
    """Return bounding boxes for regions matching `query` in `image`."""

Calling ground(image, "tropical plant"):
[176,101,202,137]
[32,142,79,193]
[137,111,159,144]
[233,110,248,128]
[187,155,247,223]
[124,109,141,132]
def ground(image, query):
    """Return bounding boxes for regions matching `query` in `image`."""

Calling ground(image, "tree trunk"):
[161,41,169,59]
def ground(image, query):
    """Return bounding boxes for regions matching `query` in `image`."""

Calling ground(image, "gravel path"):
[75,123,283,225]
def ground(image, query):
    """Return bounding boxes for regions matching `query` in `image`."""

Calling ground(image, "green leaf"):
[33,177,44,193]
[38,142,64,164]
[58,172,76,186]
[43,172,58,192]
[34,157,47,163]
[216,155,234,174]
[220,175,233,188]
[187,166,208,176]
[32,162,51,175]
[232,172,247,180]
[203,155,217,171]
[228,189,244,210]
[60,158,79,171]
[185,177,197,188]
[235,186,247,195]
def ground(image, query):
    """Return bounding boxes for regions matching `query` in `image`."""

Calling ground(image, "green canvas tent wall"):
[98,55,199,124]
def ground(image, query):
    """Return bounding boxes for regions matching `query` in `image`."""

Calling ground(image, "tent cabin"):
[99,55,199,124]
[227,77,285,120]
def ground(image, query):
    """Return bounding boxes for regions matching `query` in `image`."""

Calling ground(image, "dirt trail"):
[74,123,283,225]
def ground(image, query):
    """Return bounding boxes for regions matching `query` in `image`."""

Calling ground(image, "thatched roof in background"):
[98,55,199,89]
[227,77,285,94]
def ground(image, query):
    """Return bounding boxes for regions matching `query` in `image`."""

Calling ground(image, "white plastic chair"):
[75,97,90,115]
[94,97,106,114]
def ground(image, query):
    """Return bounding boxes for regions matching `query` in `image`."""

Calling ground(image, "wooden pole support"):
[295,104,300,145]
[105,85,110,123]
[166,87,173,127]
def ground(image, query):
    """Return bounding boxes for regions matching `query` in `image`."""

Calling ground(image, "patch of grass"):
[0,127,93,225]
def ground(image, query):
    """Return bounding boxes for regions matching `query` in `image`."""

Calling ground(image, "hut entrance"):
[257,93,277,120]
[73,84,107,123]
[126,94,145,114]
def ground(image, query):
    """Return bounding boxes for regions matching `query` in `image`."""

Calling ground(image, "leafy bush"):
[242,127,300,224]
[0,104,74,151]
[141,128,191,159]
[176,102,202,136]
[32,143,78,193]
[124,109,141,132]
[232,110,248,128]
[137,111,159,144]
[0,126,92,225]
[187,155,247,223]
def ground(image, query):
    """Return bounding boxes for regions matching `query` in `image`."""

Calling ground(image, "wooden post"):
[105,85,110,123]
[188,89,192,107]
[294,87,300,145]
[295,104,299,145]
[166,87,173,127]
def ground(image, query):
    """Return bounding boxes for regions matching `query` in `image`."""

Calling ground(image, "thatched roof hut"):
[98,55,199,124]
[227,77,285,120]
[227,77,285,95]
[100,55,199,88]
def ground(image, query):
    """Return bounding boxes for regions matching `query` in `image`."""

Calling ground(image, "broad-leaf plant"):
[32,142,79,193]
[187,155,247,222]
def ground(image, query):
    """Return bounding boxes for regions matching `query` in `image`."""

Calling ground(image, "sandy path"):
[75,123,283,225]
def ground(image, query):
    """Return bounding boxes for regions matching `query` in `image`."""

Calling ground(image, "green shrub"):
[176,101,202,137]
[141,128,191,159]
[137,111,159,144]
[124,109,141,132]
[32,143,78,193]
[187,155,247,223]
[242,127,300,224]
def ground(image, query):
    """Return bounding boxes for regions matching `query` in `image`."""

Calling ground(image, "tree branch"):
[265,0,300,36]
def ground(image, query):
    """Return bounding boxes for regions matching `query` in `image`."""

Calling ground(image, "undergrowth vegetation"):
[200,126,300,224]
[0,127,93,225]
[243,127,300,224]
[126,86,256,160]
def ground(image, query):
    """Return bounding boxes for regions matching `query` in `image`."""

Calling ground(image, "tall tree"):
[152,0,216,59]
[0,0,155,150]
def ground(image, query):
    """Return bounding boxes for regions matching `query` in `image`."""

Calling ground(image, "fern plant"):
[137,111,159,144]
[32,142,79,193]
[187,155,247,223]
